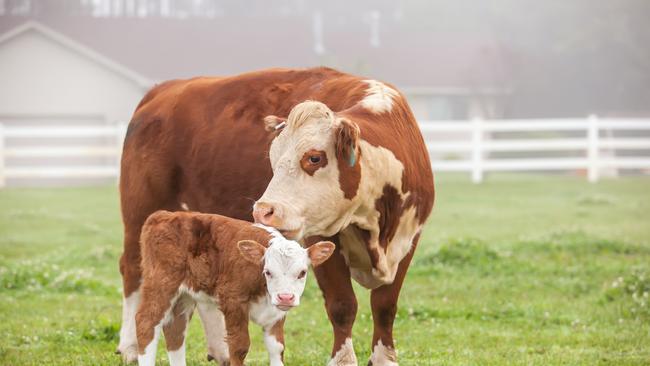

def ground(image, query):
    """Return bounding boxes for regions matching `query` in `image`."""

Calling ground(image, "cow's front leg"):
[263,318,285,366]
[368,236,418,366]
[310,236,358,366]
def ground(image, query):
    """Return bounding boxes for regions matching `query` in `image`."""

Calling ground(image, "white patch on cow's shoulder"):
[369,339,398,366]
[328,337,357,366]
[361,80,399,114]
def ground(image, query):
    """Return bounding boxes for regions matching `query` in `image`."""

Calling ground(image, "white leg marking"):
[327,337,357,366]
[264,328,284,366]
[137,323,161,366]
[196,301,229,363]
[369,339,398,366]
[118,290,140,363]
[167,340,186,366]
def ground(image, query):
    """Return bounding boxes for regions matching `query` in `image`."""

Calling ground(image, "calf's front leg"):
[264,318,285,366]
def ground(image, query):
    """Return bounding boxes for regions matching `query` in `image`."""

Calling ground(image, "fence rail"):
[422,116,650,183]
[0,117,649,186]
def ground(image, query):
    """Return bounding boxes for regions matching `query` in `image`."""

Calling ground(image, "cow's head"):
[253,101,360,239]
[238,236,335,310]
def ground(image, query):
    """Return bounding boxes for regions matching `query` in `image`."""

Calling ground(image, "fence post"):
[471,117,483,183]
[0,124,5,188]
[587,114,599,183]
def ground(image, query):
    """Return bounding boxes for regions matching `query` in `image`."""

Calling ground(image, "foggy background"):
[2,0,649,120]
[0,0,649,187]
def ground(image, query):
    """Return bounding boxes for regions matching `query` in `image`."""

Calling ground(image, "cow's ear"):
[335,117,360,167]
[237,240,266,264]
[264,115,287,132]
[307,241,336,267]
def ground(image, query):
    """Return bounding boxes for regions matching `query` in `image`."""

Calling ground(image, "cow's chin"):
[277,227,303,240]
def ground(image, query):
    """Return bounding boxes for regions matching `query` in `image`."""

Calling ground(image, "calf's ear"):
[237,240,267,264]
[307,241,336,267]
[264,115,287,132]
[335,117,360,167]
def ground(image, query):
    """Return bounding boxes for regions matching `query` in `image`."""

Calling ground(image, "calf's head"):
[237,237,335,311]
[254,101,360,239]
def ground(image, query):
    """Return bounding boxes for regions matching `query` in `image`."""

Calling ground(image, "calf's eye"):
[264,270,272,278]
[297,270,307,279]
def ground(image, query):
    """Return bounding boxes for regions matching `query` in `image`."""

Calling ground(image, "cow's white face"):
[238,235,335,310]
[253,101,360,239]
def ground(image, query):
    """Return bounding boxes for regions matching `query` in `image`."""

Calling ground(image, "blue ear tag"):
[348,144,357,167]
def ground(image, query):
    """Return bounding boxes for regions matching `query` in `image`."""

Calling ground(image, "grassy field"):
[1,174,649,365]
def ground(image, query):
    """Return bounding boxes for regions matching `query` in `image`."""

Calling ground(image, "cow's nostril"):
[264,207,274,218]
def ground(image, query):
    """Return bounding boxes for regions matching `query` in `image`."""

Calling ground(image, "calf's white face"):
[238,237,335,310]
[253,101,360,239]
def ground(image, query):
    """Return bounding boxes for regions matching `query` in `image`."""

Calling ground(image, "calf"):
[135,210,335,366]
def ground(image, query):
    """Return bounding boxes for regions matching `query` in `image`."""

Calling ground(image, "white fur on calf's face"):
[237,233,334,310]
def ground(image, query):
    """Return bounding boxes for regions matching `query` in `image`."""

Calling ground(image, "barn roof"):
[0,17,512,94]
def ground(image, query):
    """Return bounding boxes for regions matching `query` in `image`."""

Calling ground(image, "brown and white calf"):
[135,210,334,366]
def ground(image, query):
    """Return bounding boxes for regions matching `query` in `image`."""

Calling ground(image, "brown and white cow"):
[117,67,434,365]
[135,210,334,366]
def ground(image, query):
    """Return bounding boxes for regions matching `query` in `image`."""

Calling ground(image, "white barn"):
[0,21,151,186]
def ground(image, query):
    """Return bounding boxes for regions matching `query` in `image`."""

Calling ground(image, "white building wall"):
[0,29,146,125]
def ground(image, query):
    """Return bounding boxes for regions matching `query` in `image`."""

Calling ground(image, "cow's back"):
[120,67,374,223]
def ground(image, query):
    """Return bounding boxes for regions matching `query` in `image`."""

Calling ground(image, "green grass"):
[1,174,649,365]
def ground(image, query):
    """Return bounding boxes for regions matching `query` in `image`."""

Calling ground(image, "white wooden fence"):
[421,116,650,183]
[0,117,649,186]
[0,123,127,187]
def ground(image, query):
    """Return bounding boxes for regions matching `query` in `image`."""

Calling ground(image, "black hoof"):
[207,354,215,362]
[115,349,122,355]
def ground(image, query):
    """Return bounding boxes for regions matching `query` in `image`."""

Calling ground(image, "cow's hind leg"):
[310,236,358,366]
[367,235,419,366]
[164,294,195,366]
[117,228,144,363]
[196,301,230,365]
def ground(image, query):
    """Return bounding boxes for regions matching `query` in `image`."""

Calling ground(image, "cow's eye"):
[309,156,321,164]
[297,270,307,279]
[264,270,272,278]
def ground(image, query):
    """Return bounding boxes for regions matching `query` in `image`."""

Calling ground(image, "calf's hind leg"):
[164,294,195,366]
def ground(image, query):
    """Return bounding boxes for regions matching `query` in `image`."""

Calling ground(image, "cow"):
[135,210,334,366]
[117,67,435,365]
